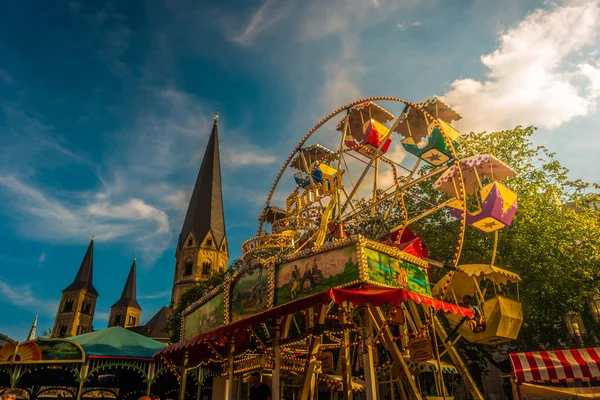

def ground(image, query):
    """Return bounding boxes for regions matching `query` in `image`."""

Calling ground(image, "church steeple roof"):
[26,312,38,341]
[112,258,141,310]
[63,238,98,296]
[178,112,226,249]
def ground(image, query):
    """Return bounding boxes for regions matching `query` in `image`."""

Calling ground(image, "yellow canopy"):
[290,144,335,172]
[394,97,461,142]
[434,154,517,196]
[432,264,521,301]
[336,101,394,142]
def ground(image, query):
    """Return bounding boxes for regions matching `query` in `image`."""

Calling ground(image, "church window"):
[62,299,74,313]
[115,314,122,325]
[206,237,213,247]
[81,301,92,314]
[202,261,211,275]
[58,325,68,337]
[129,316,137,325]
[184,260,193,276]
[187,238,193,246]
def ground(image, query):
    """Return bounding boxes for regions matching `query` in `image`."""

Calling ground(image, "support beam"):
[299,305,327,400]
[147,362,156,396]
[179,351,189,400]
[76,362,89,400]
[433,317,484,400]
[368,305,422,400]
[360,308,378,400]
[273,321,282,400]
[225,338,235,400]
[339,303,353,400]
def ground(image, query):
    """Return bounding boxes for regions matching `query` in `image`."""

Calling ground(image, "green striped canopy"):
[68,326,166,359]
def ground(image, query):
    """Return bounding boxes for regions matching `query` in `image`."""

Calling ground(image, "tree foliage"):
[419,126,600,350]
[404,126,600,380]
[166,259,242,343]
[350,126,600,380]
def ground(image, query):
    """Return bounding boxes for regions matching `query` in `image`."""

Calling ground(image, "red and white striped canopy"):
[510,348,600,383]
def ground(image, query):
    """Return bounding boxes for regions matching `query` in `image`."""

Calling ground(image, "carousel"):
[156,97,524,400]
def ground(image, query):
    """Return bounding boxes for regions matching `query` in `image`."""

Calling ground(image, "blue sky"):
[1,0,599,340]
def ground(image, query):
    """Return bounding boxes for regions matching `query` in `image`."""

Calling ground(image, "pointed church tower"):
[109,257,141,328]
[171,112,229,306]
[27,312,38,341]
[52,238,99,337]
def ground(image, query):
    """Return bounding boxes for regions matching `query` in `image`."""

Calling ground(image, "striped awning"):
[510,348,600,383]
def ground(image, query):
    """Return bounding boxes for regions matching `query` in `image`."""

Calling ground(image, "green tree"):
[417,126,600,350]
[351,126,600,381]
[166,259,242,343]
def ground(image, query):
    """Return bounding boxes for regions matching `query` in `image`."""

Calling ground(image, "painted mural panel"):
[0,339,83,364]
[275,245,359,305]
[183,292,225,339]
[364,248,431,295]
[231,267,269,322]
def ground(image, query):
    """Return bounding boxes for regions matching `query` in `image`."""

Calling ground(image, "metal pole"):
[273,322,282,400]
[430,313,447,399]
[179,351,189,400]
[225,337,235,400]
[360,308,378,400]
[339,303,353,400]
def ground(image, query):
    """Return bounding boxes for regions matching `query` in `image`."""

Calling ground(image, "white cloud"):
[94,312,110,322]
[138,290,171,299]
[221,145,277,167]
[0,279,58,316]
[442,0,600,133]
[0,175,171,260]
[412,20,421,26]
[232,0,291,46]
[38,252,46,263]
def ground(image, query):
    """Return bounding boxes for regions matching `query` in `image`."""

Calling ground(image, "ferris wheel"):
[244,97,468,264]
[242,96,522,344]
[167,96,526,400]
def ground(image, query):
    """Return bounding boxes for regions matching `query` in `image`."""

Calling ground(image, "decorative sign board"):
[409,337,433,363]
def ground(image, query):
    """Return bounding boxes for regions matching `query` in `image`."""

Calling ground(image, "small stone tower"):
[171,113,229,307]
[108,257,141,328]
[52,238,98,337]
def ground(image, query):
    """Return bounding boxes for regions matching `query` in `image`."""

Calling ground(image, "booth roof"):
[510,347,600,383]
[69,326,166,359]
[156,285,473,365]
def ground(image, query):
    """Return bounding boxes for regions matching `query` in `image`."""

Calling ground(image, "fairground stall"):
[0,327,206,400]
[157,96,524,400]
[510,347,600,399]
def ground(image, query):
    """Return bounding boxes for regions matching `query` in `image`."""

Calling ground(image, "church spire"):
[111,257,140,309]
[108,257,142,328]
[178,110,226,249]
[63,237,98,296]
[171,110,229,307]
[26,312,38,341]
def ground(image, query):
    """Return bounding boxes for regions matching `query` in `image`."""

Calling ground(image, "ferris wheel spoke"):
[390,199,454,231]
[339,111,405,216]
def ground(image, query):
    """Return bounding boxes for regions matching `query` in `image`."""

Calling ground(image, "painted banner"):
[231,267,269,322]
[0,339,84,364]
[184,292,225,339]
[275,245,360,306]
[364,247,431,295]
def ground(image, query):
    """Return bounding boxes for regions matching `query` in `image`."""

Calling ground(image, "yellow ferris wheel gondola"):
[432,264,523,345]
